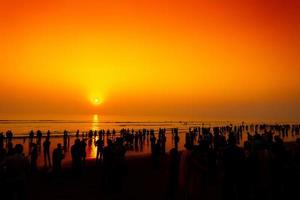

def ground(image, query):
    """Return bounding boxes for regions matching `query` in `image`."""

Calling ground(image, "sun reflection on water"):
[92,114,99,131]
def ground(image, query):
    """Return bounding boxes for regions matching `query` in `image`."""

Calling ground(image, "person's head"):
[75,139,80,145]
[57,143,62,149]
[14,144,23,154]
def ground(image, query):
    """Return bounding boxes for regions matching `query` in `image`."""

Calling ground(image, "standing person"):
[29,130,34,144]
[36,130,42,151]
[30,143,38,172]
[150,134,156,155]
[153,140,161,169]
[46,130,51,138]
[7,142,14,156]
[43,136,51,167]
[71,139,82,175]
[174,131,180,150]
[63,130,68,152]
[80,139,87,167]
[52,144,64,174]
[95,137,104,163]
[161,133,166,154]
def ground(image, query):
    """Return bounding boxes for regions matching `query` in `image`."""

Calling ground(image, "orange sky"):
[0,0,299,121]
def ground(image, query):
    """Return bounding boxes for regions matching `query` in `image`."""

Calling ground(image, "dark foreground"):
[2,148,298,200]
[26,156,222,200]
[1,125,300,200]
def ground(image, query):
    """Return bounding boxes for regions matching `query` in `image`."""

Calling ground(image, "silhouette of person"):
[7,142,14,156]
[52,143,64,174]
[174,131,180,150]
[161,133,166,154]
[76,130,80,138]
[29,130,34,143]
[71,139,82,175]
[30,143,38,172]
[46,130,51,138]
[95,137,104,163]
[63,130,68,152]
[43,137,51,167]
[80,139,87,167]
[36,130,42,151]
[152,140,161,169]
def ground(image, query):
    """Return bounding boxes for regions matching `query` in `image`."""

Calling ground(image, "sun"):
[91,97,102,106]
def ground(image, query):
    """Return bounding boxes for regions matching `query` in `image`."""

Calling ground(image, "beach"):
[12,142,300,200]
[1,122,300,200]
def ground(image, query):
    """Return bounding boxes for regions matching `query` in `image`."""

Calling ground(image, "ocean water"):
[0,114,236,135]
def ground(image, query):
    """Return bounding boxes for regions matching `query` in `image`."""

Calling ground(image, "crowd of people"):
[165,124,300,200]
[0,124,300,200]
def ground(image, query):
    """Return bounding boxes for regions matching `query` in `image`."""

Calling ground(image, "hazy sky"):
[0,0,299,121]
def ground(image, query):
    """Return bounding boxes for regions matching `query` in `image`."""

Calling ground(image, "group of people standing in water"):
[0,123,300,200]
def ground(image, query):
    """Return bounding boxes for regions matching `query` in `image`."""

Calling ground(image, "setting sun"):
[91,97,102,106]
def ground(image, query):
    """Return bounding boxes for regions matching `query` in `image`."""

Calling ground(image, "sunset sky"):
[0,0,299,121]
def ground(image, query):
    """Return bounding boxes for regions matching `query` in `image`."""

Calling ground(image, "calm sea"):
[0,114,241,136]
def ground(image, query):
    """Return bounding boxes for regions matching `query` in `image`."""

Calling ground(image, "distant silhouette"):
[43,137,51,167]
[80,139,87,167]
[29,130,34,143]
[36,130,42,152]
[7,141,14,156]
[63,130,68,152]
[95,137,104,163]
[30,143,38,172]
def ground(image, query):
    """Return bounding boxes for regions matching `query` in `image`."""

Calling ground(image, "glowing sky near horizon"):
[0,0,299,121]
